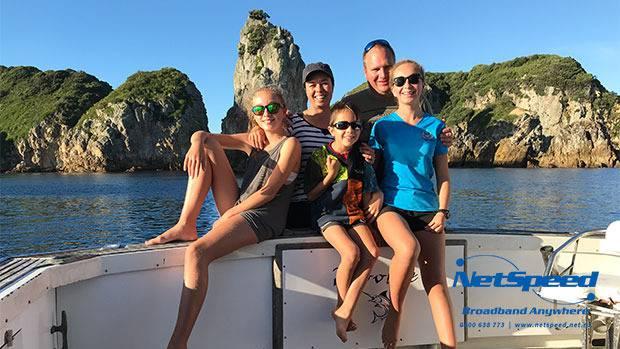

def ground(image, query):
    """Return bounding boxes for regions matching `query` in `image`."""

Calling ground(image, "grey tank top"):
[238,137,291,202]
[237,137,296,241]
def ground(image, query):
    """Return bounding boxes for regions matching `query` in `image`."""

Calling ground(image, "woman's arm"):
[248,112,294,149]
[363,190,384,223]
[221,137,301,219]
[427,154,450,233]
[360,143,375,165]
[439,126,454,147]
[185,131,253,178]
[435,154,450,210]
[191,131,253,154]
[248,125,268,150]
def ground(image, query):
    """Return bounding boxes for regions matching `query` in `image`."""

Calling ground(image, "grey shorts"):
[241,207,286,242]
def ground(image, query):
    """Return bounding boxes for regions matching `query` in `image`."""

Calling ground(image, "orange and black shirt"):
[304,142,379,230]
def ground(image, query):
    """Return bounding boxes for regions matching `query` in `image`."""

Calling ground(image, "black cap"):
[302,62,334,86]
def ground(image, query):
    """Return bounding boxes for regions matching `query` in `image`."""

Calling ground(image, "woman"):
[248,62,377,230]
[370,60,456,349]
[146,86,301,349]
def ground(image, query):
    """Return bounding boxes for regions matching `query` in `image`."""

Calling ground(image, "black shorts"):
[319,219,366,233]
[380,205,435,232]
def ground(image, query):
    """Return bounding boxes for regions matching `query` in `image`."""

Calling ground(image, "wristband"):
[437,209,450,219]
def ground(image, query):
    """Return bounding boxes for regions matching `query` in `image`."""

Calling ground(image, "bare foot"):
[383,342,396,349]
[382,309,400,349]
[334,305,357,332]
[331,309,349,343]
[347,319,357,332]
[145,223,198,246]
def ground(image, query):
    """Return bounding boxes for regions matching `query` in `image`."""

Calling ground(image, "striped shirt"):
[288,113,334,202]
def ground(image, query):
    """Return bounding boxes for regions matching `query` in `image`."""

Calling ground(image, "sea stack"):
[220,10,306,171]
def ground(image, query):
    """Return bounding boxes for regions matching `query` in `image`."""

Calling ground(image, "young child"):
[305,101,384,343]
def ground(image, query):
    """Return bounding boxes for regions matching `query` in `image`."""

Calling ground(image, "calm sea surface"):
[1,169,619,259]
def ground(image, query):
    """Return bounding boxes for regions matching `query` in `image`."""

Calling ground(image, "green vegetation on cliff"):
[593,91,620,141]
[426,55,601,126]
[79,68,194,124]
[344,55,617,130]
[462,55,594,98]
[0,66,112,140]
[249,9,269,21]
[239,10,291,57]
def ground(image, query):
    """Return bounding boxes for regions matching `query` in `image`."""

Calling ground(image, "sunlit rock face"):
[423,55,619,168]
[221,10,306,172]
[4,68,207,172]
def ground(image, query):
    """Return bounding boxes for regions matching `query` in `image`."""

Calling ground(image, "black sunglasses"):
[393,74,422,87]
[364,39,393,54]
[251,102,281,116]
[331,121,362,131]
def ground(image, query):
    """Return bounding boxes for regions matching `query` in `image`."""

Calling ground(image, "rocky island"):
[0,10,618,172]
[0,67,207,172]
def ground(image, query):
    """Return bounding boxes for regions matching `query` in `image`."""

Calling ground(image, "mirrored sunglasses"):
[251,102,281,116]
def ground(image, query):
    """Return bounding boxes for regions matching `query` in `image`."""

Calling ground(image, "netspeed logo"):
[451,255,597,303]
[453,269,599,291]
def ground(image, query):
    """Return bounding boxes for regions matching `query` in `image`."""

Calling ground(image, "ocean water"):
[1,169,619,259]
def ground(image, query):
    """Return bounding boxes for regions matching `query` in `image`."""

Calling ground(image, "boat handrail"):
[542,230,608,277]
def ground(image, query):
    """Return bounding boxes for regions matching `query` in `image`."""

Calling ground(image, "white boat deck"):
[1,229,614,349]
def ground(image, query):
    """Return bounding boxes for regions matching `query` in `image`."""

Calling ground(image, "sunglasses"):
[393,74,422,87]
[251,102,282,116]
[363,39,394,55]
[331,121,362,131]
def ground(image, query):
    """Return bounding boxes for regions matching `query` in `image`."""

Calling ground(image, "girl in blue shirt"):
[370,60,456,349]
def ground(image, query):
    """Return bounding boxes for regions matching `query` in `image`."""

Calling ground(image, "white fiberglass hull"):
[1,229,617,349]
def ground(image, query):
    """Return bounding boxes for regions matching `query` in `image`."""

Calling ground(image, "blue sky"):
[2,0,619,133]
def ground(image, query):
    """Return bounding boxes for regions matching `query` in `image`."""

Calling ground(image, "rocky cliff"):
[0,66,112,171]
[1,67,207,172]
[3,18,618,172]
[222,10,306,134]
[220,10,306,172]
[425,55,619,167]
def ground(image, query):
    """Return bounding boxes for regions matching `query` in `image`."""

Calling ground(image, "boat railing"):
[538,229,620,349]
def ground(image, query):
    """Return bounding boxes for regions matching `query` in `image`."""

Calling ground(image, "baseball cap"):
[302,62,334,86]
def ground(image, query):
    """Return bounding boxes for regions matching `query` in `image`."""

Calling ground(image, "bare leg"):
[335,298,358,332]
[333,224,379,335]
[414,230,456,349]
[376,212,420,348]
[333,265,359,332]
[167,215,258,349]
[335,286,358,332]
[322,225,361,343]
[146,138,239,246]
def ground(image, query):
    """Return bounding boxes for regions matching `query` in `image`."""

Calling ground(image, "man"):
[344,40,455,349]
[342,39,452,144]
